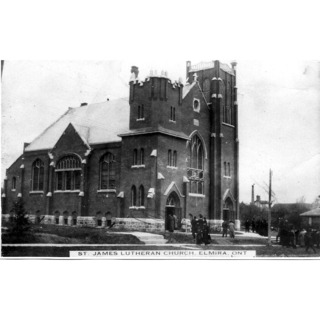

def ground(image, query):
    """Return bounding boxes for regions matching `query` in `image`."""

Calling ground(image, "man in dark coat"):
[167,213,174,233]
[191,215,197,239]
[305,228,316,253]
[196,214,204,244]
[251,219,256,233]
[203,217,210,245]
[222,220,228,237]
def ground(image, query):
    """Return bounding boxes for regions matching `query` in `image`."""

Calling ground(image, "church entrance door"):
[165,191,181,230]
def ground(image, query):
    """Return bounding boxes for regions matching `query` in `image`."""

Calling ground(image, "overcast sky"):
[1,60,319,204]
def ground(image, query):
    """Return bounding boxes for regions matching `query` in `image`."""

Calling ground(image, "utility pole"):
[268,169,272,246]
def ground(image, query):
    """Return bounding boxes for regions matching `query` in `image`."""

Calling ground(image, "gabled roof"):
[25,99,130,152]
[182,82,196,99]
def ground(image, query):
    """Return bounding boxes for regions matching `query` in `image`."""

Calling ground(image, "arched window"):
[55,155,81,191]
[170,106,176,121]
[139,185,144,207]
[138,104,144,120]
[131,185,137,207]
[190,135,204,170]
[140,148,145,165]
[12,177,16,190]
[168,149,172,166]
[100,153,116,190]
[188,135,205,194]
[133,149,138,165]
[31,159,45,191]
[173,151,177,167]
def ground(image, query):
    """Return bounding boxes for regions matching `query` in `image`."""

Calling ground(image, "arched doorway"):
[223,197,235,221]
[165,191,181,230]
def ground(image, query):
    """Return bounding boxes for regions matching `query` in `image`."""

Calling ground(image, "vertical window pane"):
[131,186,136,206]
[74,171,81,190]
[65,171,72,190]
[33,166,39,190]
[57,172,63,190]
[39,166,44,190]
[133,149,137,165]
[140,148,144,165]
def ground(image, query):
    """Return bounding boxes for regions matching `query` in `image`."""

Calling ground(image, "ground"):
[1,224,319,258]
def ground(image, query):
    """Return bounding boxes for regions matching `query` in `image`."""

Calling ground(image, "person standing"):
[251,219,256,233]
[222,220,228,237]
[245,219,250,233]
[305,228,316,253]
[191,215,197,239]
[229,221,235,239]
[168,213,174,233]
[196,214,204,245]
[203,217,210,245]
[173,213,178,230]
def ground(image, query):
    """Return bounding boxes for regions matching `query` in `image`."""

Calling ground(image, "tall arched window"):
[131,185,137,207]
[173,151,177,167]
[31,159,44,191]
[139,185,144,207]
[55,155,81,191]
[140,148,145,165]
[168,149,172,166]
[138,104,144,120]
[190,135,204,170]
[12,177,16,190]
[133,149,138,165]
[188,135,205,194]
[100,153,116,190]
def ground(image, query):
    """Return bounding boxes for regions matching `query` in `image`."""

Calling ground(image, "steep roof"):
[25,99,130,152]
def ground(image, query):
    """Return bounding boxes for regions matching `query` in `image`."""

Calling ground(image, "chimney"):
[231,61,237,70]
[251,184,255,204]
[186,61,191,78]
[256,195,261,202]
[131,66,139,79]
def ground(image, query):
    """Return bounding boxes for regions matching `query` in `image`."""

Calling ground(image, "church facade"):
[2,60,240,231]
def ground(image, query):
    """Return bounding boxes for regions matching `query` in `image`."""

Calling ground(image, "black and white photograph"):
[1,1,320,320]
[1,58,319,259]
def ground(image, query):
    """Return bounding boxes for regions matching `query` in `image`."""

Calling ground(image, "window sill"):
[29,191,44,194]
[129,206,146,210]
[223,176,232,179]
[97,189,116,193]
[54,190,81,193]
[136,118,145,121]
[169,120,176,123]
[131,165,145,168]
[222,122,235,128]
[189,193,205,198]
[11,189,16,192]
[166,166,177,169]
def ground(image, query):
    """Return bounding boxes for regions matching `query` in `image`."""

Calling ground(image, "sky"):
[1,60,320,204]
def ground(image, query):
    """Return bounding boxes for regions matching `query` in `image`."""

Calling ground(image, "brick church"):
[2,60,240,231]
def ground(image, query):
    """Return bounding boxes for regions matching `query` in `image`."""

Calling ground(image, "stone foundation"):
[2,213,238,232]
[112,218,165,232]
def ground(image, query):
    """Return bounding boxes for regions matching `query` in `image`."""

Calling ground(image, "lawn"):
[1,224,143,245]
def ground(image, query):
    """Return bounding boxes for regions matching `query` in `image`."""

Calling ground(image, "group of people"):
[222,220,236,238]
[276,219,320,252]
[190,214,211,245]
[244,218,268,236]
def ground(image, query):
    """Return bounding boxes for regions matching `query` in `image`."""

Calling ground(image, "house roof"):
[300,207,320,217]
[25,99,130,152]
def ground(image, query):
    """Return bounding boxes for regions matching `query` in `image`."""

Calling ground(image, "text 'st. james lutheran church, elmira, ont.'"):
[2,60,240,231]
